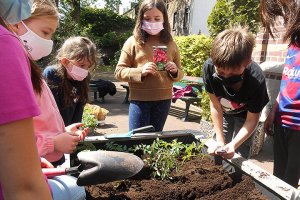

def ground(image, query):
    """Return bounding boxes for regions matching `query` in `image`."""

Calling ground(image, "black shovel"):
[42,150,144,186]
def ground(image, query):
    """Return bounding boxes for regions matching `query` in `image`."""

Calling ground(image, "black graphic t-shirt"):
[202,58,269,118]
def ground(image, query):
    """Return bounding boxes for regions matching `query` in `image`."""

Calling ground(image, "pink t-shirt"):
[0,25,40,200]
[0,27,40,124]
[34,80,66,162]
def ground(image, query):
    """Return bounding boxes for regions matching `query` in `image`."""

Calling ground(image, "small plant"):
[104,142,131,152]
[82,105,98,134]
[131,138,205,180]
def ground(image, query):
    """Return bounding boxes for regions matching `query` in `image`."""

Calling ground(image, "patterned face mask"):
[19,21,53,60]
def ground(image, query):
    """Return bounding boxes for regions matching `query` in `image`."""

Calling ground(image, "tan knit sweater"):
[115,35,183,101]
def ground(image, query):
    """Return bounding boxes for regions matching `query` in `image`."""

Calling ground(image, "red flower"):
[153,47,167,64]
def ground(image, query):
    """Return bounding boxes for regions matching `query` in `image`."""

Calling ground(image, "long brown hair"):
[55,36,98,107]
[133,0,172,45]
[259,0,300,45]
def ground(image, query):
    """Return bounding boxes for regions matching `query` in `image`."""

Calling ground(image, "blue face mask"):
[0,0,33,24]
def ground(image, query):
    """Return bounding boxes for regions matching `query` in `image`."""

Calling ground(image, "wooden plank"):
[203,138,300,200]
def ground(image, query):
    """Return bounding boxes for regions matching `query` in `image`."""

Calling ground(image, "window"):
[183,7,190,30]
[173,12,177,31]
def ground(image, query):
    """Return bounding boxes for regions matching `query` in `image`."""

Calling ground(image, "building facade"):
[166,0,216,36]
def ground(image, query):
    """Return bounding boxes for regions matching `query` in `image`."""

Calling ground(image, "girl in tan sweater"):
[115,0,183,131]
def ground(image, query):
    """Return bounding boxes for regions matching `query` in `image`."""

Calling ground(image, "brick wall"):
[252,18,289,64]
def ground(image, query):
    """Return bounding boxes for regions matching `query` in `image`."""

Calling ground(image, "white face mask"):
[19,21,53,60]
[142,20,164,35]
[66,63,89,81]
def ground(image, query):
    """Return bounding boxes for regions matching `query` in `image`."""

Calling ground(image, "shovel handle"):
[42,168,66,178]
[132,125,155,133]
[42,166,79,178]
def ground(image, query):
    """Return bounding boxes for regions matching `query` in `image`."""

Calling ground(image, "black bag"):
[90,79,117,98]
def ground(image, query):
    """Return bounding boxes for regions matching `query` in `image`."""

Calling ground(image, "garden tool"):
[42,150,144,186]
[105,125,155,139]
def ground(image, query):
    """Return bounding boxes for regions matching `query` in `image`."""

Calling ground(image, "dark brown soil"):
[85,156,267,200]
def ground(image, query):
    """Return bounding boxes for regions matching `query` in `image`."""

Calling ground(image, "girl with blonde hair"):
[10,0,87,199]
[43,36,98,126]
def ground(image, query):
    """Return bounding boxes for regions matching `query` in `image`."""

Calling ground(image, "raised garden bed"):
[85,155,266,200]
[78,130,299,200]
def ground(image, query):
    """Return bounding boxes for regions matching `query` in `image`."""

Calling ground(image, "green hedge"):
[174,35,212,77]
[207,0,260,37]
[174,35,212,121]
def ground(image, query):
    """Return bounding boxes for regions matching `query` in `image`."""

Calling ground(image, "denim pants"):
[129,99,171,131]
[273,124,300,188]
[48,175,86,200]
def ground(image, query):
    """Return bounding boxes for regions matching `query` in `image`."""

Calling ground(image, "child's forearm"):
[209,100,225,145]
[231,112,260,149]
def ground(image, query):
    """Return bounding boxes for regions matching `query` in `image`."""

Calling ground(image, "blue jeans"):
[129,100,171,131]
[48,175,86,200]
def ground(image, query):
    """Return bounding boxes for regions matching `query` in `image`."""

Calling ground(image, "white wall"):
[190,0,216,35]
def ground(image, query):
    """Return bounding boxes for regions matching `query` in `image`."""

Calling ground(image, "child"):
[202,26,269,160]
[10,0,87,199]
[43,36,98,126]
[0,1,51,199]
[115,0,183,132]
[260,0,300,188]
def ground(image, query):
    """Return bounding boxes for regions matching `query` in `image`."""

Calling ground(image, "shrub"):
[200,91,212,122]
[208,0,260,37]
[174,35,212,77]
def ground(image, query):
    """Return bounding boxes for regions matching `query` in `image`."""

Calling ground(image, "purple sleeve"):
[0,30,40,125]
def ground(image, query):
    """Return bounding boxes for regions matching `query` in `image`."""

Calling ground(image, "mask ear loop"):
[17,21,34,59]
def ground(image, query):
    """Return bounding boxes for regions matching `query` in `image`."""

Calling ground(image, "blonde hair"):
[211,26,255,69]
[55,36,98,107]
[57,36,98,67]
[30,0,59,20]
[23,0,59,95]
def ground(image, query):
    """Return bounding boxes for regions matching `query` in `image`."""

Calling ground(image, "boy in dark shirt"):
[202,26,269,160]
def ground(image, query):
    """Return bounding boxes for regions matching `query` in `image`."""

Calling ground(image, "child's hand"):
[41,157,54,168]
[53,132,80,154]
[220,143,235,159]
[207,141,225,155]
[264,111,275,136]
[141,62,157,77]
[65,123,84,132]
[77,127,89,140]
[164,61,178,75]
[66,123,89,140]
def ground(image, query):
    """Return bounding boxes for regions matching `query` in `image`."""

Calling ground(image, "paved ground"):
[89,69,274,174]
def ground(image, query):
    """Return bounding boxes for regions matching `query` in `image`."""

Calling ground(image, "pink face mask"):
[142,20,164,35]
[66,64,89,81]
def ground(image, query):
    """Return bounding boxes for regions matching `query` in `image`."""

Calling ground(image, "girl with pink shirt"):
[0,1,52,199]
[11,0,88,167]
[9,0,88,199]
